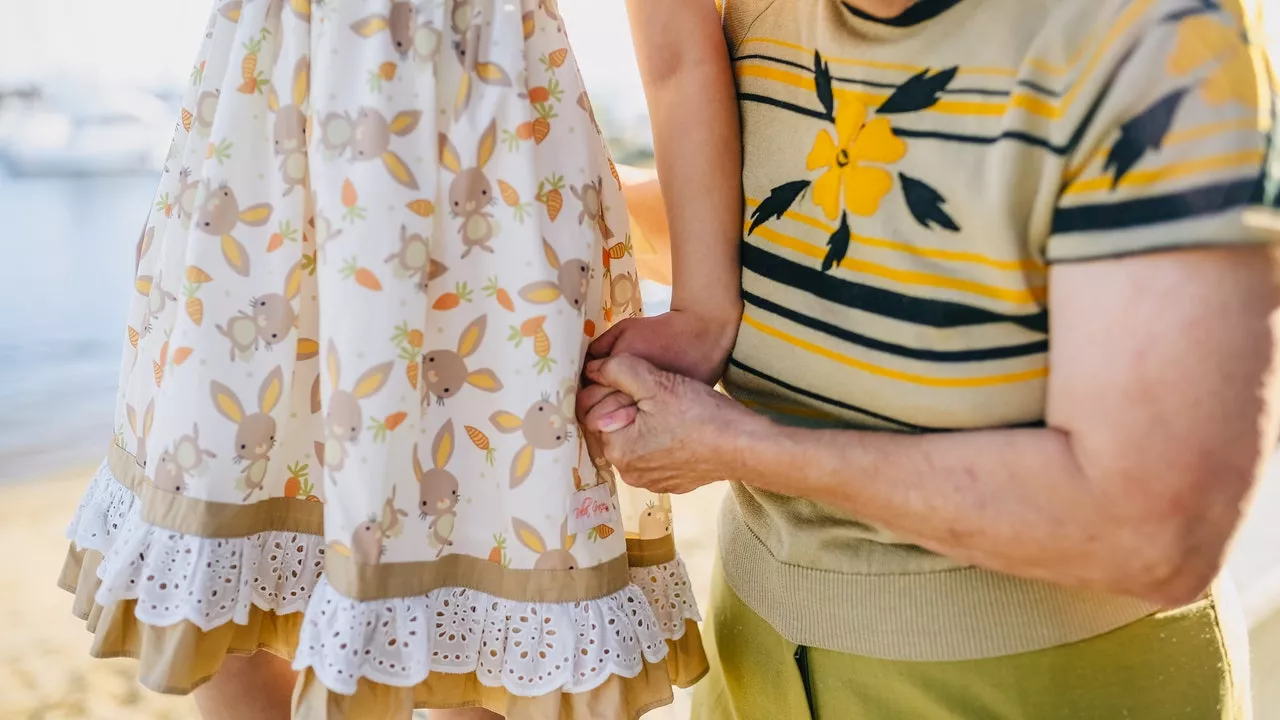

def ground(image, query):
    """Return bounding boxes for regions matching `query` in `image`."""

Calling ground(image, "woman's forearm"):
[728,418,1195,604]
[627,0,742,326]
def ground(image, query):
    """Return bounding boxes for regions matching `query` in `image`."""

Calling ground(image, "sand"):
[0,465,726,720]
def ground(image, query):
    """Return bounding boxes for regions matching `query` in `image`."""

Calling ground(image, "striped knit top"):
[718,0,1279,660]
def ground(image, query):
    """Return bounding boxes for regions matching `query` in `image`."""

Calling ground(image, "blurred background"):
[0,1,1277,719]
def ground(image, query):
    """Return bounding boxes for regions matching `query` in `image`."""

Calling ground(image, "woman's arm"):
[624,0,742,329]
[586,246,1280,606]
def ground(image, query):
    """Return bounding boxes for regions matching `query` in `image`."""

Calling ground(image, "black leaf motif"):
[877,67,959,115]
[814,52,835,121]
[899,173,960,232]
[822,213,851,273]
[748,180,811,235]
[1104,88,1189,187]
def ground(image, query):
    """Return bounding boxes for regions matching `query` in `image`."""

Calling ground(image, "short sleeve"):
[1046,0,1279,263]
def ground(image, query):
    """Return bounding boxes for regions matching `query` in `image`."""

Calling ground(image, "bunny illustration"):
[210,366,284,501]
[452,8,513,116]
[351,518,385,565]
[490,394,573,489]
[135,225,154,276]
[266,55,309,197]
[414,421,460,556]
[195,182,274,277]
[439,120,499,257]
[351,2,441,63]
[320,107,422,189]
[194,89,219,133]
[609,269,640,320]
[511,517,577,570]
[216,260,304,362]
[638,502,673,540]
[220,0,308,23]
[385,224,448,294]
[135,270,177,336]
[174,168,201,224]
[320,341,394,472]
[518,238,588,312]
[570,176,614,243]
[420,315,503,405]
[379,485,409,539]
[153,423,218,493]
[126,399,155,468]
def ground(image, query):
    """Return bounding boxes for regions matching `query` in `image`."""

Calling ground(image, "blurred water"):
[0,173,151,480]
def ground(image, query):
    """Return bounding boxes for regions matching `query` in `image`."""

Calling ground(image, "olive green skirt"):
[692,560,1251,719]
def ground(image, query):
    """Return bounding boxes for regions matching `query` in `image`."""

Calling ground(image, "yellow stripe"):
[738,397,837,422]
[743,314,1048,388]
[739,0,1156,121]
[1063,118,1263,183]
[745,198,1044,272]
[1063,150,1267,195]
[749,224,1045,305]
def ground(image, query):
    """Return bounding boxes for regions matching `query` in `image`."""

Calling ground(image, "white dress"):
[59,0,705,716]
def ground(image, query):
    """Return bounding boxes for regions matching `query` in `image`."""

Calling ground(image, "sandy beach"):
[0,464,725,720]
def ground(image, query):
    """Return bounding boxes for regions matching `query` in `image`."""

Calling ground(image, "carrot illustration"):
[583,318,596,338]
[153,360,164,387]
[238,34,269,95]
[127,326,140,349]
[190,60,206,87]
[465,425,497,465]
[392,323,423,389]
[181,108,194,132]
[531,102,557,145]
[284,462,314,499]
[186,265,213,284]
[505,123,534,151]
[341,178,367,222]
[497,180,520,206]
[542,49,568,71]
[587,523,615,541]
[432,281,473,310]
[172,346,194,366]
[207,139,233,164]
[404,360,419,390]
[488,533,510,566]
[510,316,555,374]
[267,218,297,253]
[608,156,621,189]
[405,199,435,217]
[379,61,397,81]
[183,285,204,326]
[368,411,407,443]
[340,257,382,290]
[536,174,565,222]
[482,276,515,312]
[528,86,551,104]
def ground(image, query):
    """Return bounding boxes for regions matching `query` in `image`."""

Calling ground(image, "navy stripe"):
[1052,178,1265,234]
[743,290,1049,362]
[728,358,929,430]
[742,242,1050,333]
[841,0,964,27]
[736,54,1018,98]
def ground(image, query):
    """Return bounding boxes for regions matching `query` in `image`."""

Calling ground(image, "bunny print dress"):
[57,0,706,716]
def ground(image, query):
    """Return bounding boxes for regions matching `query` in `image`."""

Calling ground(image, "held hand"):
[575,354,756,494]
[587,309,738,387]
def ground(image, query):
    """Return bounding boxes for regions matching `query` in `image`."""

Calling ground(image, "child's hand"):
[587,309,739,386]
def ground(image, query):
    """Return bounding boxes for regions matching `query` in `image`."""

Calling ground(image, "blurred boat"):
[0,83,170,177]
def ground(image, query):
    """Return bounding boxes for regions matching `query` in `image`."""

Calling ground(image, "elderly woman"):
[597,0,1280,717]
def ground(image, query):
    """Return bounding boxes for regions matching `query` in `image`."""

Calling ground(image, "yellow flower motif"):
[805,98,907,220]
[1167,14,1267,111]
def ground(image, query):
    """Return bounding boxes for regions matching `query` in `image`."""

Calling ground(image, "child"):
[57,0,738,718]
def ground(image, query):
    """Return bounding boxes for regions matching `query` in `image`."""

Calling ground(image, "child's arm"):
[593,0,742,385]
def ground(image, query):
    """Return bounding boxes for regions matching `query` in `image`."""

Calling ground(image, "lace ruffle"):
[293,577,672,697]
[629,557,701,641]
[65,460,137,554]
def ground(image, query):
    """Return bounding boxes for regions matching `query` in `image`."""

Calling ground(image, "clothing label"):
[567,483,618,534]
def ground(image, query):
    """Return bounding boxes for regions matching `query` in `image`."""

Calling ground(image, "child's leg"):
[193,651,297,720]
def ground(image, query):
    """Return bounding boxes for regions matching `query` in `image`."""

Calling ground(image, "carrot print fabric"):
[59,0,704,714]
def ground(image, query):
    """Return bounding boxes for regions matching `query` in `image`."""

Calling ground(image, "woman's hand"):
[576,354,758,494]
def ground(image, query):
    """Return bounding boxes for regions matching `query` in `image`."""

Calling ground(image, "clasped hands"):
[575,309,748,495]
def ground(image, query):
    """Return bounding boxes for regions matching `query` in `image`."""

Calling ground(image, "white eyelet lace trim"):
[628,557,702,641]
[65,460,325,630]
[66,460,137,554]
[293,578,672,696]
